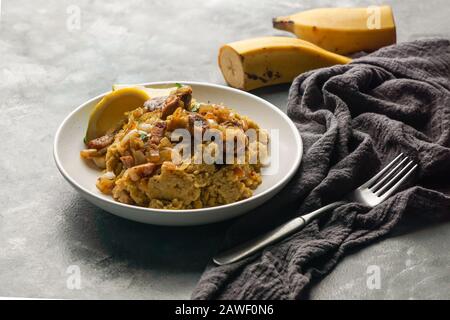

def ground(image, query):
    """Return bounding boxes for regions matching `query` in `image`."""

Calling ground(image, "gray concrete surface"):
[0,0,449,299]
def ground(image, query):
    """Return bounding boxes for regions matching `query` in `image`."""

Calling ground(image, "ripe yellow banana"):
[273,6,396,55]
[218,36,351,91]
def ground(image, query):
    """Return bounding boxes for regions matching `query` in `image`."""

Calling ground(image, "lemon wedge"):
[85,87,151,142]
[112,84,179,98]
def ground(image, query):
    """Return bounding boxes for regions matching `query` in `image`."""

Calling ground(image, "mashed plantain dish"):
[81,85,268,209]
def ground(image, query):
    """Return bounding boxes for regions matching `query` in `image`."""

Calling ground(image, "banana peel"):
[273,6,396,55]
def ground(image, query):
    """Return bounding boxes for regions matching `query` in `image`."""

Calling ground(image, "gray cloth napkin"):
[192,39,450,300]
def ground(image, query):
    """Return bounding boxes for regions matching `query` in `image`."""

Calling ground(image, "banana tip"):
[272,17,294,31]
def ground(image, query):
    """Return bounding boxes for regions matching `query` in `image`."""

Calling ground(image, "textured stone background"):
[0,0,449,299]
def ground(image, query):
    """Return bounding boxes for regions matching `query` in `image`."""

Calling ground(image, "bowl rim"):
[53,81,302,215]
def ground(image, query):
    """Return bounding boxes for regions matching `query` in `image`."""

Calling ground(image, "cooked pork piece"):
[149,121,166,145]
[87,134,114,149]
[127,163,157,181]
[120,155,135,168]
[143,86,193,119]
[144,96,166,111]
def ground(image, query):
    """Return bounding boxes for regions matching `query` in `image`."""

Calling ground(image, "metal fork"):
[213,153,417,265]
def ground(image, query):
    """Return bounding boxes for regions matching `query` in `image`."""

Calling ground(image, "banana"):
[218,36,351,91]
[273,6,396,55]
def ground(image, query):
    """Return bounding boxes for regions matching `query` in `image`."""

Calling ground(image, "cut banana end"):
[218,46,246,90]
[218,37,352,91]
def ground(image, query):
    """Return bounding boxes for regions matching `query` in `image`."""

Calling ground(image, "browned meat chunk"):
[222,119,248,131]
[143,121,167,161]
[120,155,135,168]
[149,121,166,145]
[127,163,157,181]
[143,86,193,119]
[144,95,180,120]
[144,96,166,111]
[188,112,209,135]
[87,134,114,149]
[175,86,192,107]
[161,95,180,119]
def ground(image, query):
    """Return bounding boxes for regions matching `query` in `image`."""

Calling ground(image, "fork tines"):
[364,153,418,199]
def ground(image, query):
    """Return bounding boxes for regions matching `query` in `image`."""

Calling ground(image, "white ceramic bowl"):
[54,81,302,226]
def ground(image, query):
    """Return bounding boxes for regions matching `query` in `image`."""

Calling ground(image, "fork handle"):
[213,201,345,266]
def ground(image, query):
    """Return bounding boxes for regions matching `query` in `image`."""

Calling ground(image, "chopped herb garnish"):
[140,132,148,141]
[175,83,183,88]
[190,102,200,112]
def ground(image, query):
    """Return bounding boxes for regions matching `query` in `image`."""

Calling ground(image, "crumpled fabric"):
[192,39,450,299]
